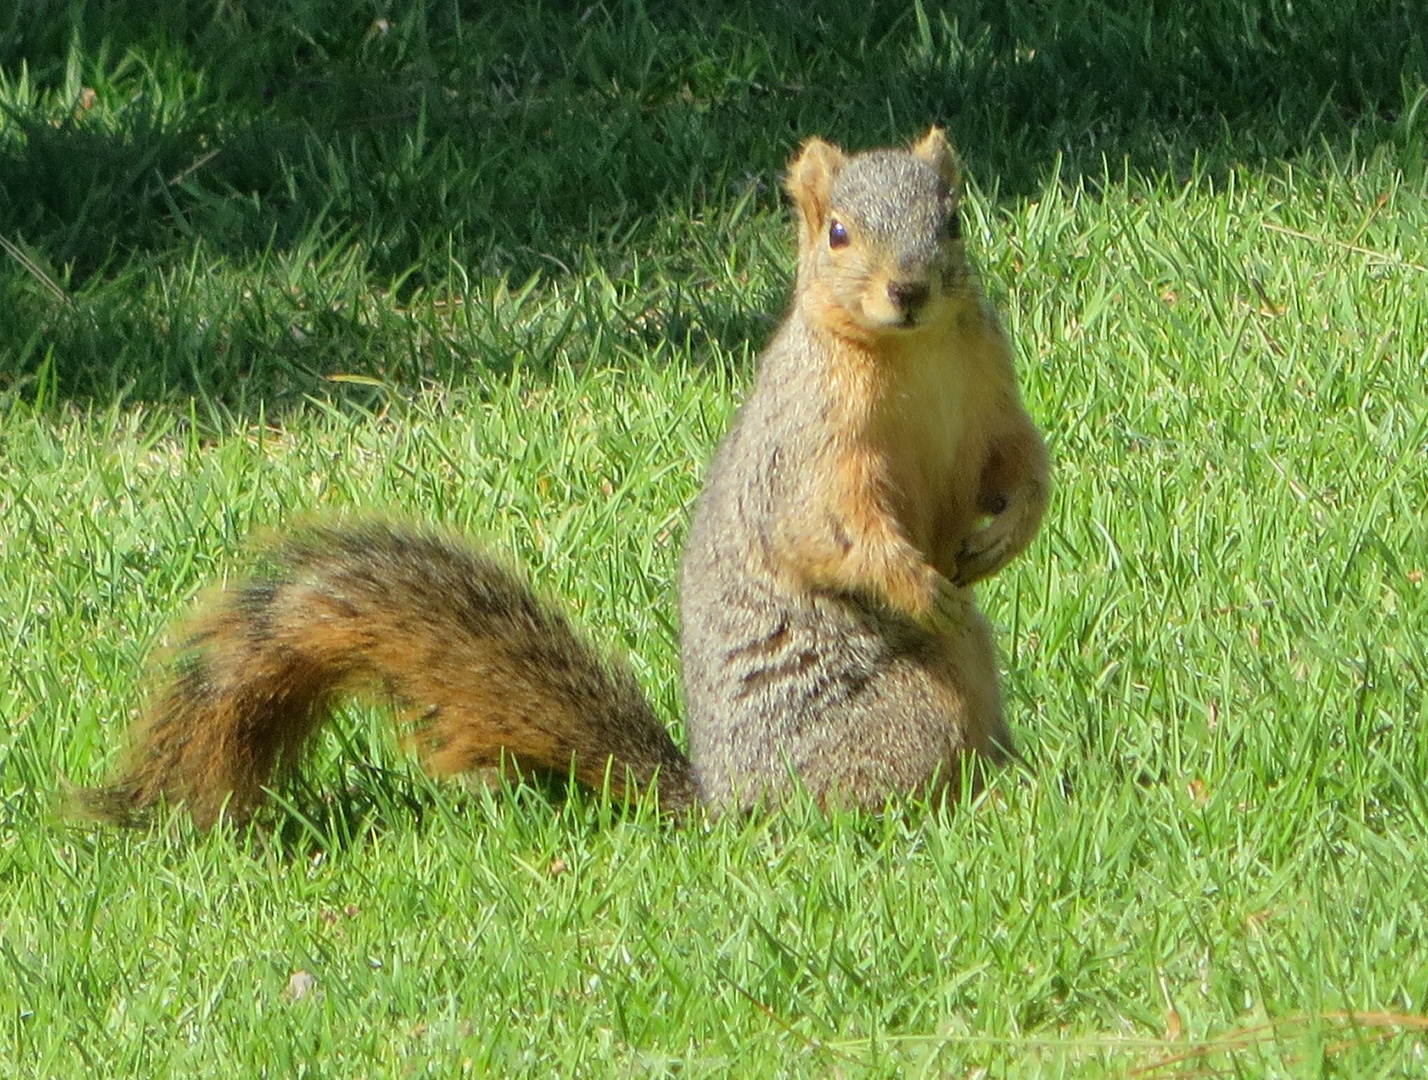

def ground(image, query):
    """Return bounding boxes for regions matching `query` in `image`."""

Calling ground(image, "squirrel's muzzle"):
[887,279,931,320]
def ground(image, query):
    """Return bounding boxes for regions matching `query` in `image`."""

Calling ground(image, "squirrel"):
[73,127,1048,828]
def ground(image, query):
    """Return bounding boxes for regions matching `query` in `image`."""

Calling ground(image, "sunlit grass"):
[2,2,1427,1076]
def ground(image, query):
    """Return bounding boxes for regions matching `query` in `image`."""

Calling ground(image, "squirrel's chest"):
[871,347,989,558]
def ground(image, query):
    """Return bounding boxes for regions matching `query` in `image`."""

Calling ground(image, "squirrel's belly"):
[682,580,992,812]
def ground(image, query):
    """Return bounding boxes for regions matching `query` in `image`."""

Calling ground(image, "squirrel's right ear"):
[784,137,847,233]
[911,127,963,193]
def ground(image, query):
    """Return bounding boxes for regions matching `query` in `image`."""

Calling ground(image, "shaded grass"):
[2,0,1427,404]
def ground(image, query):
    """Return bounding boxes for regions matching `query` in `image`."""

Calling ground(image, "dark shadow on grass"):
[256,760,667,858]
[1,0,1424,408]
[257,762,477,857]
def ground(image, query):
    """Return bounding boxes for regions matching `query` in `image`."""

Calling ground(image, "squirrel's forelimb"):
[955,413,1050,587]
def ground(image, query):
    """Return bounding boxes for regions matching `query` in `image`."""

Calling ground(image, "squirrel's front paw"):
[953,522,1014,587]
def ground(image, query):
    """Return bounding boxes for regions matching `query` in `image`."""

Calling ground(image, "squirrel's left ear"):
[911,127,962,193]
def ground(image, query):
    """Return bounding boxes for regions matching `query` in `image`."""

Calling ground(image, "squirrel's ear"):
[784,137,847,232]
[911,127,962,193]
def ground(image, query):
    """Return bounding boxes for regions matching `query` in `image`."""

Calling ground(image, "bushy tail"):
[74,520,695,828]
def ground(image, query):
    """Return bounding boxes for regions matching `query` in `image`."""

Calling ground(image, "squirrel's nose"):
[887,280,930,314]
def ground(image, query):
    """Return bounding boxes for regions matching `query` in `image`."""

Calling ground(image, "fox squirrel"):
[75,127,1048,827]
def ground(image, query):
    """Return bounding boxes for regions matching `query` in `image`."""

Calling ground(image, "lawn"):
[2,1,1427,1075]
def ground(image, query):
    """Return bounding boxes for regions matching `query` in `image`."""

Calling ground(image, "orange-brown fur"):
[74,523,694,827]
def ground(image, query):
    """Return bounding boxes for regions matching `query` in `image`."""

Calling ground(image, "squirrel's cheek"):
[839,284,885,328]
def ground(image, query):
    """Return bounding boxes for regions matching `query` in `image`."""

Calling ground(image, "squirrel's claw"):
[916,574,966,637]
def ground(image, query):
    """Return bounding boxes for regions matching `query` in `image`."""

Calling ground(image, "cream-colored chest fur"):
[869,318,1003,573]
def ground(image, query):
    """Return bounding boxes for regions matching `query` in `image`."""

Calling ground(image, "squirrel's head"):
[784,127,973,338]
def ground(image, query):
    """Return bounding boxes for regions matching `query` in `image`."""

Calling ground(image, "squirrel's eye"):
[828,220,849,248]
[946,213,962,241]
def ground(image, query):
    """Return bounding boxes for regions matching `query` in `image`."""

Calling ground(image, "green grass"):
[3,1,1428,1076]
